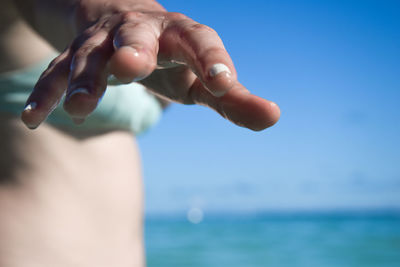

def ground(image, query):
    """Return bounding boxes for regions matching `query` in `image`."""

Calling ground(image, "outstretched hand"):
[21,2,280,131]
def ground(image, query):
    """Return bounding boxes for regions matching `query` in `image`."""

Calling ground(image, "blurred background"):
[138,0,400,266]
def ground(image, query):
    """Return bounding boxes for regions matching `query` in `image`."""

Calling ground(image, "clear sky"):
[138,0,400,214]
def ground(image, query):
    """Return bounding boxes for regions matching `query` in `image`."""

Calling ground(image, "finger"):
[160,16,237,97]
[63,29,114,119]
[109,12,160,83]
[189,79,280,131]
[21,50,73,129]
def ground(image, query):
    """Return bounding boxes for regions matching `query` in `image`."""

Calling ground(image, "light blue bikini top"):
[0,56,162,135]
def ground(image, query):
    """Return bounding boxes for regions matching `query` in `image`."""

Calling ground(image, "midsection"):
[0,115,144,267]
[0,1,143,218]
[0,3,145,266]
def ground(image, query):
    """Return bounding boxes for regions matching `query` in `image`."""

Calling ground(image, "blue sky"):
[138,0,400,214]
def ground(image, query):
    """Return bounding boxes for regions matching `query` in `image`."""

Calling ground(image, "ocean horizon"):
[145,209,400,267]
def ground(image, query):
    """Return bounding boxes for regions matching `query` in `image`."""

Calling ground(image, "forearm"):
[13,0,165,50]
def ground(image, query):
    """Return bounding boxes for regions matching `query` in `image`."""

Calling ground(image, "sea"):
[145,211,400,267]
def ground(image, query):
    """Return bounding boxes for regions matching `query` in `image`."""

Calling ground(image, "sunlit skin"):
[19,0,280,131]
[0,0,279,266]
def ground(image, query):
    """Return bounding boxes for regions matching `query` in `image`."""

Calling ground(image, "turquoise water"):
[145,212,400,267]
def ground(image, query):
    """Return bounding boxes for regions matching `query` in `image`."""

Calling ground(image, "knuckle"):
[114,22,143,47]
[71,32,91,51]
[167,12,188,21]
[74,43,98,58]
[45,54,69,75]
[121,11,145,23]
[178,23,218,41]
[117,21,142,34]
[188,23,216,34]
[94,17,115,31]
[201,47,226,59]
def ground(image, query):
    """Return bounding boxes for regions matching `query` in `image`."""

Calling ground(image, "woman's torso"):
[0,1,145,266]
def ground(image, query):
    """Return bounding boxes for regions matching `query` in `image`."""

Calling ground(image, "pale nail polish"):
[212,89,230,98]
[24,102,37,111]
[209,63,231,77]
[119,46,140,57]
[68,88,90,98]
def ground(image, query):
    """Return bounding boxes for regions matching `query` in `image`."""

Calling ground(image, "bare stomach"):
[0,7,146,265]
[0,114,145,267]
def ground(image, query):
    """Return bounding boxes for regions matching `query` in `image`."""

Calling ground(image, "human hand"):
[21,0,280,131]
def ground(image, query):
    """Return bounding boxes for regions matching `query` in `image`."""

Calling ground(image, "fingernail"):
[22,102,40,129]
[212,89,230,97]
[209,63,231,78]
[119,46,140,57]
[68,88,90,99]
[24,102,37,112]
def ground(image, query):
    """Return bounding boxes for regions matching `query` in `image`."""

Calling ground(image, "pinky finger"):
[21,50,72,129]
